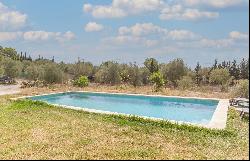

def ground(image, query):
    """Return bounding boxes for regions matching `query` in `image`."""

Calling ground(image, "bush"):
[209,68,232,91]
[177,76,194,90]
[0,66,4,77]
[43,64,64,84]
[161,58,187,87]
[95,61,121,85]
[24,65,43,81]
[149,72,165,92]
[74,76,89,87]
[3,59,22,78]
[232,79,249,98]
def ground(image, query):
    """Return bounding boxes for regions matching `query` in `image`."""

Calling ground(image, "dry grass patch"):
[0,98,248,160]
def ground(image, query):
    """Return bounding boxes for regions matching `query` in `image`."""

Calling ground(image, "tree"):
[71,60,94,79]
[161,58,187,87]
[43,64,64,84]
[149,71,165,92]
[239,58,249,80]
[0,66,4,77]
[140,67,150,85]
[199,67,210,85]
[2,48,18,59]
[144,58,159,74]
[95,61,121,85]
[3,59,22,78]
[24,64,43,81]
[232,79,249,98]
[129,63,142,87]
[209,68,232,91]
[120,64,131,84]
[229,60,240,80]
[177,76,194,90]
[194,62,202,86]
[212,59,218,70]
[74,76,89,87]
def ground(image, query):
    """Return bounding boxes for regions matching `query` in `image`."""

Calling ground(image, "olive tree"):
[95,61,121,85]
[209,68,232,91]
[149,71,165,92]
[3,59,22,78]
[24,64,44,81]
[129,63,142,87]
[177,76,194,90]
[0,66,4,77]
[232,79,249,98]
[161,58,187,87]
[144,58,159,74]
[43,64,64,84]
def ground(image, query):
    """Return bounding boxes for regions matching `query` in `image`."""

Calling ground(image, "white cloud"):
[0,32,22,41]
[119,23,167,36]
[118,23,199,40]
[103,23,202,48]
[83,0,247,21]
[160,5,219,21]
[56,31,76,42]
[85,22,104,32]
[229,31,249,40]
[91,6,127,18]
[0,2,27,30]
[167,30,200,40]
[199,38,234,48]
[0,30,76,42]
[83,0,164,18]
[83,4,93,12]
[184,0,248,8]
[103,23,249,52]
[23,31,59,41]
[103,35,158,48]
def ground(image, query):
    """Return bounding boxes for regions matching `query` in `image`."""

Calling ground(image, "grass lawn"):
[0,96,249,160]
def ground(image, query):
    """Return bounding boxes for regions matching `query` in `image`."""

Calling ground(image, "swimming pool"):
[27,92,228,128]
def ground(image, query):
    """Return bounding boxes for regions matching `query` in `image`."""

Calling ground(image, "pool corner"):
[208,99,229,130]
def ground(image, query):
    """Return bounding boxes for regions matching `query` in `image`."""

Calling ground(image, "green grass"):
[0,97,249,160]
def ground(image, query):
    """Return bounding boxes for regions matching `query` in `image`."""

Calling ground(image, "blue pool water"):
[29,92,219,125]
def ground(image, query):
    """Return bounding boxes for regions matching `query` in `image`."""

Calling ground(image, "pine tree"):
[239,58,249,79]
[212,59,218,70]
[194,62,202,86]
[229,60,240,80]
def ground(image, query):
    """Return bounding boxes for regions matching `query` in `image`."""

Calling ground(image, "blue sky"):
[0,0,249,67]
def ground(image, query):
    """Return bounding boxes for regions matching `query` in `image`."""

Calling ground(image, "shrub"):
[0,66,4,77]
[3,59,22,78]
[74,76,89,87]
[140,67,151,85]
[144,58,159,74]
[24,65,43,81]
[149,72,165,92]
[161,58,187,87]
[232,79,249,98]
[95,61,121,85]
[43,64,64,84]
[177,76,194,90]
[128,63,142,87]
[209,68,232,91]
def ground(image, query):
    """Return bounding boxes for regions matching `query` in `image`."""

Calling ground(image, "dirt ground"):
[0,85,20,96]
[14,84,231,99]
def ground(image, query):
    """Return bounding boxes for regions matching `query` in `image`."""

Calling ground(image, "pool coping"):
[12,91,229,130]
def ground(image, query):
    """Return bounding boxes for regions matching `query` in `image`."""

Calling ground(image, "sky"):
[0,0,249,67]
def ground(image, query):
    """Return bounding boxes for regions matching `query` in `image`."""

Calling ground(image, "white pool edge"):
[12,91,229,130]
[207,99,229,129]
